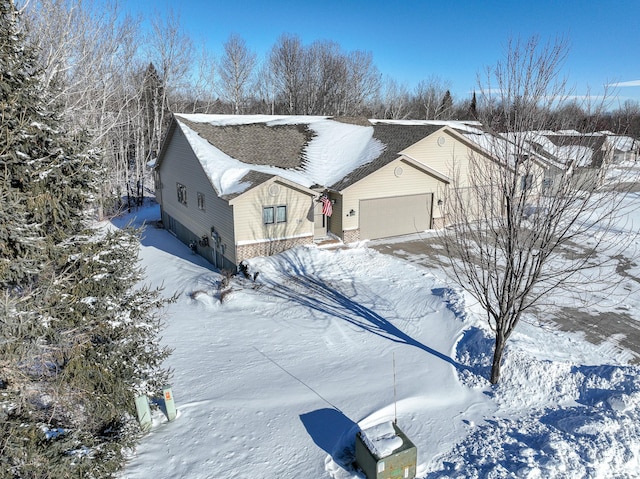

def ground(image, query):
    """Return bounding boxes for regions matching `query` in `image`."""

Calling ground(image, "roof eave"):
[154,114,179,171]
[400,155,451,183]
[228,175,318,205]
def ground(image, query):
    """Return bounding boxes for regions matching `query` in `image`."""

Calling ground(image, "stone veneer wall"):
[236,235,313,264]
[342,229,360,243]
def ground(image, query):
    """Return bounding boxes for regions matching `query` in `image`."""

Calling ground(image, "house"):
[153,114,497,268]
[503,130,616,192]
[602,133,639,164]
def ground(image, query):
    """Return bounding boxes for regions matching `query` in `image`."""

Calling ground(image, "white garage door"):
[360,193,433,240]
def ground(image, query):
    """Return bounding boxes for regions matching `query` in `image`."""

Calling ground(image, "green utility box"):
[355,422,417,479]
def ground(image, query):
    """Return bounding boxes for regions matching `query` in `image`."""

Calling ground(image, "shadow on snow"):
[260,249,469,374]
[110,202,216,272]
[300,408,360,472]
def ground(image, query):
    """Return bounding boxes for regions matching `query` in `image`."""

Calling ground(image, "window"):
[263,205,287,224]
[177,183,187,205]
[377,462,385,473]
[197,192,205,210]
[520,174,533,191]
[263,207,274,224]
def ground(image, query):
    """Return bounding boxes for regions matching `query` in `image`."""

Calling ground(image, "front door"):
[314,201,327,239]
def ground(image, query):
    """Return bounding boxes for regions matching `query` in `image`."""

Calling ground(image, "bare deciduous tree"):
[22,0,143,216]
[218,33,256,114]
[301,40,346,115]
[253,61,278,115]
[440,36,635,384]
[414,75,451,119]
[147,9,194,152]
[613,99,640,139]
[380,77,412,119]
[269,33,305,114]
[23,0,138,133]
[343,50,380,116]
[189,43,218,113]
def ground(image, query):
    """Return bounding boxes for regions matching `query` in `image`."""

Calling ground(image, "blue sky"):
[125,0,640,106]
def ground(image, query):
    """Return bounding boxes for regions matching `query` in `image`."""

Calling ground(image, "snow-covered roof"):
[502,131,608,169]
[370,118,484,135]
[607,135,637,152]
[372,121,556,171]
[174,114,385,198]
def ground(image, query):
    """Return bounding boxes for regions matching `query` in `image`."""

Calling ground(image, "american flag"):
[320,195,333,217]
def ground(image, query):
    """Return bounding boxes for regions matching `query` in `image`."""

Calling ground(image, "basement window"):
[263,205,287,224]
[177,183,187,205]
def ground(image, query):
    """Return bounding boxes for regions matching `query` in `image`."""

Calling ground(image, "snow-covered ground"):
[117,198,640,479]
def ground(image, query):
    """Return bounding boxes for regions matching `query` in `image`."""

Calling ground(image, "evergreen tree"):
[0,2,172,476]
[469,90,477,119]
[142,62,165,162]
[436,89,453,119]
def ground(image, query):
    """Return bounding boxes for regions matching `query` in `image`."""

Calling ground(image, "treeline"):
[1,1,172,476]
[19,0,640,213]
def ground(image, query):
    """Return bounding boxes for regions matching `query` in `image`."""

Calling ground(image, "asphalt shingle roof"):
[329,123,442,191]
[173,116,447,197]
[179,117,314,169]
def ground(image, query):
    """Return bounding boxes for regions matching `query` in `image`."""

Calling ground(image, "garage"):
[359,193,433,240]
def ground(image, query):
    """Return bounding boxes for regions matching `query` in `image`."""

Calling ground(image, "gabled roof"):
[505,131,608,169]
[179,118,311,169]
[157,114,513,201]
[226,173,318,204]
[605,134,638,152]
[222,171,276,201]
[465,131,553,169]
[163,114,386,200]
[330,123,443,191]
[543,133,606,167]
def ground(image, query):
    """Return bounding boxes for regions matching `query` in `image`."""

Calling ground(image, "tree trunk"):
[490,333,506,384]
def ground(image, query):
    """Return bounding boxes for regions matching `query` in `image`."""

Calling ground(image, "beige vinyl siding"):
[402,129,547,223]
[400,129,496,225]
[341,158,445,233]
[232,179,314,243]
[401,129,478,188]
[327,194,343,237]
[157,127,236,263]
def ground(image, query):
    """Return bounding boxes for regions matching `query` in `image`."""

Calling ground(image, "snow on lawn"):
[118,204,640,479]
